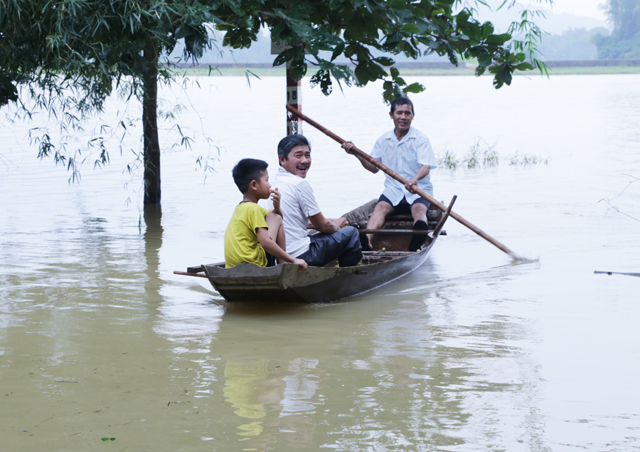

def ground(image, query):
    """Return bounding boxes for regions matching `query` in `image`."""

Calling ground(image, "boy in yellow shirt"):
[224,159,308,271]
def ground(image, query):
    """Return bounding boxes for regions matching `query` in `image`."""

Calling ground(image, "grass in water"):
[437,139,548,171]
[439,149,460,170]
[508,152,549,165]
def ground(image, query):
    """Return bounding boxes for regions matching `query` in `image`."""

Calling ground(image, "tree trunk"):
[143,40,161,205]
[143,204,163,294]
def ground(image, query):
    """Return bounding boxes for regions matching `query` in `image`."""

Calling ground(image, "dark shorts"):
[378,194,430,214]
[265,251,276,267]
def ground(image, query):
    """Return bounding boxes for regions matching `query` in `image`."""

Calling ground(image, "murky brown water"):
[1,74,639,451]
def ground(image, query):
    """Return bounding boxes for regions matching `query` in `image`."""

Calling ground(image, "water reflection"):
[224,360,269,430]
[221,356,321,450]
[205,278,545,451]
[143,204,163,299]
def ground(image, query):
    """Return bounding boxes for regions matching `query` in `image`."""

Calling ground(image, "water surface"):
[1,74,639,451]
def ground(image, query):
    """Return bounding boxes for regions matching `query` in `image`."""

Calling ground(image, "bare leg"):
[266,213,286,263]
[410,203,428,225]
[365,201,395,248]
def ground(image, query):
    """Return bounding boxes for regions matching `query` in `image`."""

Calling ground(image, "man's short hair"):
[390,97,415,116]
[232,158,268,194]
[277,134,311,162]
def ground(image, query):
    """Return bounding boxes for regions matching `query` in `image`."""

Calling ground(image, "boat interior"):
[180,200,447,274]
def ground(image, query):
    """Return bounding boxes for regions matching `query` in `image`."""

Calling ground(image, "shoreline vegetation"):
[437,139,549,171]
[169,60,640,77]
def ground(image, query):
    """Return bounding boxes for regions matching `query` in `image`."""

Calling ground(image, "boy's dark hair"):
[390,97,415,116]
[277,134,311,162]
[232,158,268,194]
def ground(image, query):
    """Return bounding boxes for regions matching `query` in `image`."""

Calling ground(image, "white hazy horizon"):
[546,0,607,21]
[487,0,608,22]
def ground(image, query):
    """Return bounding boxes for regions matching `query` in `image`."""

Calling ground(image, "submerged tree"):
[1,0,215,204]
[1,0,550,205]
[593,0,640,58]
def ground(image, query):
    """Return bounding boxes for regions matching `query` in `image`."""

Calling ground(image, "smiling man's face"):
[279,145,311,178]
[390,103,414,135]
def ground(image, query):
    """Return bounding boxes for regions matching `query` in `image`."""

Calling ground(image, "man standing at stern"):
[342,97,437,252]
[265,134,362,267]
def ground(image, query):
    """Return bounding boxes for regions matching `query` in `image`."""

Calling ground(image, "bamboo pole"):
[286,105,525,261]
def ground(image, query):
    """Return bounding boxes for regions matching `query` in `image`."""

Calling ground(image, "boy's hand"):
[293,258,308,272]
[270,188,281,212]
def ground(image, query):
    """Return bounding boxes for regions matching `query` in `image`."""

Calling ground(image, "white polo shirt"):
[370,126,437,206]
[262,167,321,258]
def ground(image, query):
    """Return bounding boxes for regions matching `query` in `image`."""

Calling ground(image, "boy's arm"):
[256,228,308,271]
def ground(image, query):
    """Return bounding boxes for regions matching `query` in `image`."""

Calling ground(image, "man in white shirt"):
[342,97,437,251]
[266,134,362,267]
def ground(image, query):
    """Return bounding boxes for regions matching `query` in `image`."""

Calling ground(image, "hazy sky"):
[482,1,607,21]
[548,0,606,21]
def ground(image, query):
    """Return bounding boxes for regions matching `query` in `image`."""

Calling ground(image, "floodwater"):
[1,73,639,451]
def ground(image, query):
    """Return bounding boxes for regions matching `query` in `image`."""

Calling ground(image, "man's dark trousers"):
[297,226,362,267]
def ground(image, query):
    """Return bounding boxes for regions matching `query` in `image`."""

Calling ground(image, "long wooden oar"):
[287,105,525,261]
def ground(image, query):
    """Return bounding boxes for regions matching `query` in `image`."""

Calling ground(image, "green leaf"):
[382,81,404,105]
[428,40,443,50]
[310,70,333,95]
[514,62,534,71]
[331,42,345,62]
[289,63,307,82]
[481,22,495,40]
[478,55,493,67]
[456,10,471,26]
[388,0,408,9]
[492,65,513,89]
[485,33,511,46]
[394,76,406,86]
[382,32,403,48]
[400,23,420,34]
[374,57,395,66]
[273,48,296,67]
[402,82,425,94]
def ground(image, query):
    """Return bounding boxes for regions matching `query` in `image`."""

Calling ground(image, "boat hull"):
[177,198,454,303]
[203,243,434,303]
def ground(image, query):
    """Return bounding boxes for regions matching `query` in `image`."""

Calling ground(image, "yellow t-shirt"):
[224,202,270,268]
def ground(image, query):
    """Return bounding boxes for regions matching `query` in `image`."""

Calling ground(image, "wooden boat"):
[174,197,455,303]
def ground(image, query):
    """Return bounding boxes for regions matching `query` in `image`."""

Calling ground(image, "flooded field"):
[1,73,639,451]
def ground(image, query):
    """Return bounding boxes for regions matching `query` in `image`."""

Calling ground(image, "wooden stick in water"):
[286,105,525,261]
[594,271,640,277]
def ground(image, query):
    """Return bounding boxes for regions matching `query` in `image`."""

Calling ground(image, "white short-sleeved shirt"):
[370,126,437,206]
[262,167,321,258]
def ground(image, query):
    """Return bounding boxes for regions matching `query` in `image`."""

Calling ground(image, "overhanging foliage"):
[0,0,551,204]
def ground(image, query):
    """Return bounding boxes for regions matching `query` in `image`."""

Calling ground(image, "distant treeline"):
[592,0,640,59]
[538,28,610,60]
